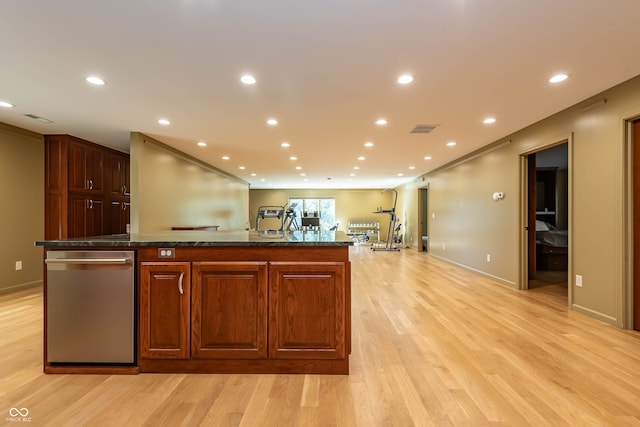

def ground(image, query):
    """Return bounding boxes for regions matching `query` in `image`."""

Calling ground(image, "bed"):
[536,220,568,270]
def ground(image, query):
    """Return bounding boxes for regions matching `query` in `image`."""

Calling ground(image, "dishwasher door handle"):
[45,258,132,265]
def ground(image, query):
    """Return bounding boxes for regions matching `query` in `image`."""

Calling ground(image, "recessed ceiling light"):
[222,156,230,160]
[260,178,266,182]
[447,141,457,147]
[86,76,105,86]
[353,166,360,170]
[357,156,365,161]
[300,173,306,177]
[295,166,302,170]
[375,119,388,126]
[409,166,416,170]
[424,156,432,160]
[239,166,245,170]
[280,142,290,148]
[197,141,207,147]
[289,156,298,161]
[397,173,404,177]
[549,73,569,84]
[251,173,257,177]
[398,74,414,85]
[0,101,14,108]
[350,173,356,177]
[267,118,278,126]
[158,119,170,125]
[241,74,256,85]
[364,142,374,148]
[483,117,496,124]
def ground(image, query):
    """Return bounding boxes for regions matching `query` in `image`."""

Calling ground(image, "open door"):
[525,143,569,294]
[633,120,640,330]
[418,187,428,252]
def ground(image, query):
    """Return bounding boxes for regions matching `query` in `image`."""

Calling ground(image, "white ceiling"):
[2,0,640,189]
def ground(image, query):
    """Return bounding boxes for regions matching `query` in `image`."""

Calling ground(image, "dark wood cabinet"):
[139,262,191,360]
[68,194,104,238]
[68,139,104,193]
[108,200,130,235]
[136,246,351,374]
[191,262,268,359]
[106,151,130,197]
[268,262,346,360]
[45,134,130,239]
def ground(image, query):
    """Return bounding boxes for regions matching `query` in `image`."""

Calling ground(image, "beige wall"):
[0,123,44,293]
[130,132,249,233]
[398,74,640,327]
[249,188,394,239]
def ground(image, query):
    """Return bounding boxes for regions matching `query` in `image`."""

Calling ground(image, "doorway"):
[418,187,428,252]
[633,119,640,330]
[524,143,570,297]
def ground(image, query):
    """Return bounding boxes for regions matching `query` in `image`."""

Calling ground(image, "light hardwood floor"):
[1,246,640,426]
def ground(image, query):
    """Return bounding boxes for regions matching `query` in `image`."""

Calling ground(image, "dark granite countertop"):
[36,230,354,247]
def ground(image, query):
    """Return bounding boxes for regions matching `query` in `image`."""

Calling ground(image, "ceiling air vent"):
[24,113,53,123]
[410,124,438,134]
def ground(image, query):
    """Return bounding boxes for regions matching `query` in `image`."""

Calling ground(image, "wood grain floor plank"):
[1,246,639,426]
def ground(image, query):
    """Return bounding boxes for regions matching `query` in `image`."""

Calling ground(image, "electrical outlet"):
[576,274,583,287]
[158,248,175,258]
[486,254,491,262]
[15,261,22,271]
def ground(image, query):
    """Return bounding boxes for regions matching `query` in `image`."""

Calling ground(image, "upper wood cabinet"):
[44,134,130,239]
[68,139,104,193]
[106,151,130,197]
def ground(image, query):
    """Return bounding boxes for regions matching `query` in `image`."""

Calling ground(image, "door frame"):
[624,116,640,330]
[517,134,573,307]
[417,184,429,252]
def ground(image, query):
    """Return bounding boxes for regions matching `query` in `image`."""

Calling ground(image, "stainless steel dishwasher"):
[45,250,135,363]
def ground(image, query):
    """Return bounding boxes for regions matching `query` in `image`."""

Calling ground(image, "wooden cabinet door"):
[268,262,346,360]
[68,140,88,192]
[67,195,103,237]
[139,263,191,359]
[106,152,130,196]
[86,145,104,192]
[68,139,104,193]
[192,262,268,359]
[68,195,88,238]
[85,197,104,237]
[107,200,130,235]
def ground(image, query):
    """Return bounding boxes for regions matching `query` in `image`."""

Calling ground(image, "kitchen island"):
[37,230,353,375]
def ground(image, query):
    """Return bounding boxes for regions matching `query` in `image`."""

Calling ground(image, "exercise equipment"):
[372,188,401,251]
[256,203,299,231]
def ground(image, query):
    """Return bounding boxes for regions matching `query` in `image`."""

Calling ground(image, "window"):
[288,198,335,229]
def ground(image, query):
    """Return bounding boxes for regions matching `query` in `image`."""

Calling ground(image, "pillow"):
[536,220,549,231]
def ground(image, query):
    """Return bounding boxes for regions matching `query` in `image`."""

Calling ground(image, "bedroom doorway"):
[525,143,569,296]
[633,119,640,330]
[418,186,428,252]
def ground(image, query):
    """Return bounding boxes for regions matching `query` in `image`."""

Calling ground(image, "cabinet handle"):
[89,199,94,209]
[178,272,184,295]
[88,179,94,190]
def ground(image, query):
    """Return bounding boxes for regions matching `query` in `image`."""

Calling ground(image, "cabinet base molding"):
[139,358,349,375]
[44,364,140,375]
